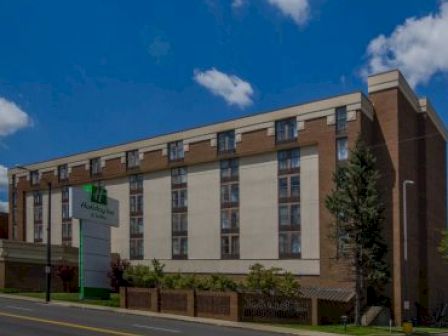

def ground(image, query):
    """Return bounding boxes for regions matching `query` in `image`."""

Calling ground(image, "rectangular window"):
[279,232,301,258]
[220,159,239,180]
[172,213,188,233]
[221,208,239,231]
[172,237,188,259]
[168,140,184,161]
[62,203,70,221]
[130,194,143,215]
[171,167,187,186]
[126,150,140,169]
[217,130,236,153]
[90,158,101,176]
[278,149,300,172]
[62,223,72,245]
[58,164,69,182]
[221,184,239,205]
[130,239,143,260]
[30,170,40,185]
[130,217,144,236]
[34,192,42,206]
[130,175,143,192]
[172,189,188,209]
[275,118,297,143]
[337,137,348,161]
[336,106,347,133]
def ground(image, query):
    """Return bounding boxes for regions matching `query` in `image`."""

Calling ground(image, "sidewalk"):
[0,292,340,336]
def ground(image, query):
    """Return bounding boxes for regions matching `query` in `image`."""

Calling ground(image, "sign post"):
[69,185,119,300]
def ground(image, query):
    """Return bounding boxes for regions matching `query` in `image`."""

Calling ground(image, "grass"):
[2,291,120,307]
[272,324,448,335]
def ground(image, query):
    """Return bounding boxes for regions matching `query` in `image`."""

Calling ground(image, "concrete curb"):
[0,293,340,336]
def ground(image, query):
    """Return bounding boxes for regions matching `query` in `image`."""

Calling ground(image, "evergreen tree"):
[325,137,390,325]
[439,230,448,261]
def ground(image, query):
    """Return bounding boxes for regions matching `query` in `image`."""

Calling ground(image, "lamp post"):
[16,165,52,303]
[402,179,414,322]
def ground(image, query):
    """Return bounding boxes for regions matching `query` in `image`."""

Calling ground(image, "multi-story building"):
[7,70,448,323]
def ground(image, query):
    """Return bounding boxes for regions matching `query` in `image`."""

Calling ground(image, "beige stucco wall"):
[239,152,278,259]
[107,178,129,259]
[51,190,62,246]
[188,162,221,259]
[25,193,33,243]
[300,146,320,260]
[145,170,171,260]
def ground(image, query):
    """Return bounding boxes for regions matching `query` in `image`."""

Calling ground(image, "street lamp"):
[402,179,414,322]
[16,165,52,304]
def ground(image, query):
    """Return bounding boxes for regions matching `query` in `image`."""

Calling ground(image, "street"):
[0,296,284,336]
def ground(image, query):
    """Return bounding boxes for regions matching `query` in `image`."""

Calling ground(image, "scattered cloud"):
[267,0,310,26]
[0,165,7,188]
[0,201,8,213]
[363,2,448,87]
[0,97,32,137]
[232,0,245,8]
[147,36,171,63]
[193,68,254,108]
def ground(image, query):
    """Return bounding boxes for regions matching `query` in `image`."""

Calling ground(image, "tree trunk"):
[354,256,362,326]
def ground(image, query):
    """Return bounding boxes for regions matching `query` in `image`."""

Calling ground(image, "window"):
[62,186,69,202]
[130,239,143,260]
[172,237,188,259]
[221,209,239,230]
[217,130,236,153]
[130,217,144,236]
[126,150,140,169]
[279,204,300,228]
[220,159,238,180]
[130,175,143,192]
[30,170,40,185]
[168,140,184,161]
[278,175,300,199]
[278,149,300,172]
[130,194,143,215]
[171,167,187,186]
[279,232,301,257]
[172,213,188,233]
[90,158,101,176]
[221,184,239,205]
[62,203,70,221]
[34,192,42,206]
[335,106,347,133]
[172,189,188,209]
[276,118,297,143]
[221,235,239,259]
[58,164,69,182]
[62,223,72,242]
[337,137,348,161]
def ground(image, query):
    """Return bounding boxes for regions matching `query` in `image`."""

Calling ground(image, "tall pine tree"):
[326,137,389,325]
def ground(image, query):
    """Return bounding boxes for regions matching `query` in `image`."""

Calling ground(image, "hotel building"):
[7,70,448,323]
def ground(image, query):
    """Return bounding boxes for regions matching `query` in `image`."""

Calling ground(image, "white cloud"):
[193,68,254,108]
[232,0,245,8]
[0,97,31,136]
[0,165,7,188]
[267,0,310,26]
[0,201,8,213]
[363,2,448,87]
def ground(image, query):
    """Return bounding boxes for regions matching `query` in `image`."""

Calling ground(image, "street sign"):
[69,185,120,300]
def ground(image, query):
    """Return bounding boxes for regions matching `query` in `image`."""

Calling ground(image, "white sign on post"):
[69,185,119,300]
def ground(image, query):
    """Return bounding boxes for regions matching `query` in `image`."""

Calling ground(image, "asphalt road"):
[0,296,284,336]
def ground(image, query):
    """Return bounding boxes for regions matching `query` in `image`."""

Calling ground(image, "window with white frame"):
[217,130,236,153]
[126,150,140,169]
[335,106,347,133]
[90,158,101,176]
[337,137,348,161]
[275,118,298,143]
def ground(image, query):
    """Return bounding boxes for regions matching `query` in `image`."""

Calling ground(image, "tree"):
[439,230,448,261]
[325,137,390,325]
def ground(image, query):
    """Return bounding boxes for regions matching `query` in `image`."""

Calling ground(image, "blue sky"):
[1,0,448,209]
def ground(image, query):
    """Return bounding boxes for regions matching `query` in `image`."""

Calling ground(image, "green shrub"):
[244,263,300,297]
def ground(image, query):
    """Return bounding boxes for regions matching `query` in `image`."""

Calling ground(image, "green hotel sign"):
[83,184,108,205]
